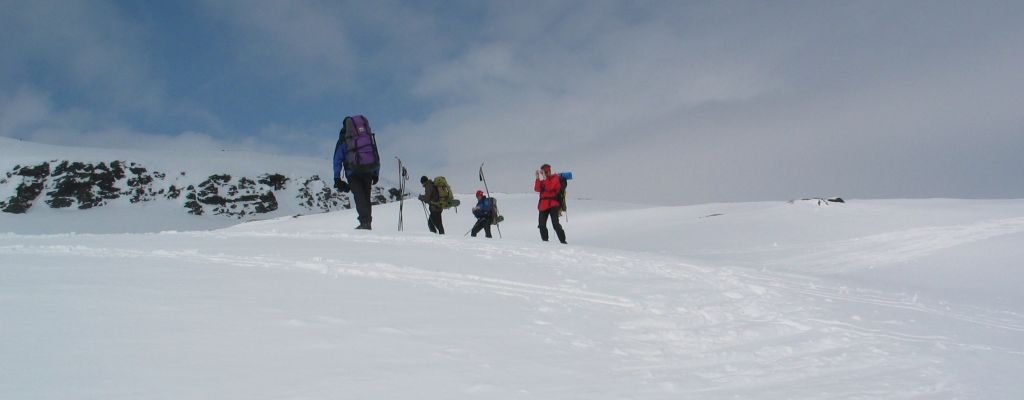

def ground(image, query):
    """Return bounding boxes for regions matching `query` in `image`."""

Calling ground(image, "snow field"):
[3,196,1024,398]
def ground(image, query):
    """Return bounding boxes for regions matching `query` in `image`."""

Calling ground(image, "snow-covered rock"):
[0,137,403,219]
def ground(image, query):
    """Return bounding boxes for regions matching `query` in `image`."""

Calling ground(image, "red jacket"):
[535,174,562,211]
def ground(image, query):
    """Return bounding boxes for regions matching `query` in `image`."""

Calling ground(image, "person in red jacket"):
[535,164,567,244]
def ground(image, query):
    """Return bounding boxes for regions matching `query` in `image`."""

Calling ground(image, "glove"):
[371,175,379,185]
[417,194,426,202]
[334,178,350,193]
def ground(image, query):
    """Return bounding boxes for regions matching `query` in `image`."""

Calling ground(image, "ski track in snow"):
[5,224,1024,397]
[766,216,1024,273]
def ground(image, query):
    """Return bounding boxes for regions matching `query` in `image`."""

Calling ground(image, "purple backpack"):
[342,115,380,174]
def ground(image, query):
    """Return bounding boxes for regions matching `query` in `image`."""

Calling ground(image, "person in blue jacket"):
[333,132,379,230]
[470,190,495,238]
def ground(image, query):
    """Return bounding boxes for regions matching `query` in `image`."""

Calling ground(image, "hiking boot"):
[355,223,371,230]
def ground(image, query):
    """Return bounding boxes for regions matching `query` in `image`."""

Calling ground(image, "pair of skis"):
[395,157,410,231]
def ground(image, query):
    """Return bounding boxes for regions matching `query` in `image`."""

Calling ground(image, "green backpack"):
[432,176,459,209]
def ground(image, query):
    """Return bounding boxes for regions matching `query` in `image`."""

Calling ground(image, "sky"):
[2,0,1023,204]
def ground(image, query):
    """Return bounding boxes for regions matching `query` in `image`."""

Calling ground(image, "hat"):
[541,164,552,173]
[475,190,484,198]
[420,176,429,184]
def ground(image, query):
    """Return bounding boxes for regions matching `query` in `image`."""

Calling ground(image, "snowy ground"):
[2,194,1024,399]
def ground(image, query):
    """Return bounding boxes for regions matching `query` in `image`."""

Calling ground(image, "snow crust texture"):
[3,195,1024,399]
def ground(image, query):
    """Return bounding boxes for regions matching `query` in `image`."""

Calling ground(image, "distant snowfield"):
[3,192,1024,399]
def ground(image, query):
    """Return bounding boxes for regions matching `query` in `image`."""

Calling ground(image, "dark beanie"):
[420,176,429,184]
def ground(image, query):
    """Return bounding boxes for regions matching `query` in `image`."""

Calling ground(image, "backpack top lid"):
[340,115,364,137]
[351,115,369,134]
[343,115,372,138]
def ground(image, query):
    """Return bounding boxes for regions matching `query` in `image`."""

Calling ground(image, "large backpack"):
[556,174,569,215]
[489,197,504,224]
[432,176,459,209]
[340,115,380,175]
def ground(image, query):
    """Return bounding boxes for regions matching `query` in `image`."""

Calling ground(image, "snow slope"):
[2,194,1023,399]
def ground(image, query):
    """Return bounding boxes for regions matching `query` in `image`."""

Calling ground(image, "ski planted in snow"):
[396,157,410,231]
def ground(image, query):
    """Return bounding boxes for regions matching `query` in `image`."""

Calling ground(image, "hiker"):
[535,164,566,244]
[418,176,445,234]
[470,190,495,238]
[333,115,380,230]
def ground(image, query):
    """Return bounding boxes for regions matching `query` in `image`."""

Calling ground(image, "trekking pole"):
[478,163,503,238]
[396,157,406,231]
[463,217,483,237]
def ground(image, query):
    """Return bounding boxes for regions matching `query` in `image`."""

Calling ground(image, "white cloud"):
[380,1,1024,203]
[197,0,357,94]
[0,0,165,111]
[390,5,779,169]
[0,87,288,156]
[0,87,51,137]
[3,1,1023,203]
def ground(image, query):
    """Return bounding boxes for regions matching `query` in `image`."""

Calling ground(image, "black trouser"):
[538,207,566,243]
[471,216,493,238]
[428,209,445,234]
[349,173,373,226]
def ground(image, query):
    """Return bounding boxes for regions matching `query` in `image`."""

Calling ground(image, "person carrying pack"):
[470,190,495,238]
[535,164,567,244]
[418,176,446,234]
[332,115,380,230]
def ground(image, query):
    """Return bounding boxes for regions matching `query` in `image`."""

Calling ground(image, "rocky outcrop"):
[1,163,51,214]
[790,197,846,206]
[0,160,405,218]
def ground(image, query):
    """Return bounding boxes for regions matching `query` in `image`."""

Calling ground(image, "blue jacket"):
[333,139,379,180]
[332,140,348,179]
[473,197,494,218]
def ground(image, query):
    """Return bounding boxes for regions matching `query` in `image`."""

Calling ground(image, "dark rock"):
[46,161,121,209]
[3,162,50,213]
[792,197,845,206]
[17,163,50,178]
[199,195,228,206]
[259,173,288,191]
[185,191,203,215]
[166,185,181,199]
[2,159,399,218]
[254,191,278,213]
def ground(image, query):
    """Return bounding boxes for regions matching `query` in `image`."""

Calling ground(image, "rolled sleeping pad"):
[559,171,573,180]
